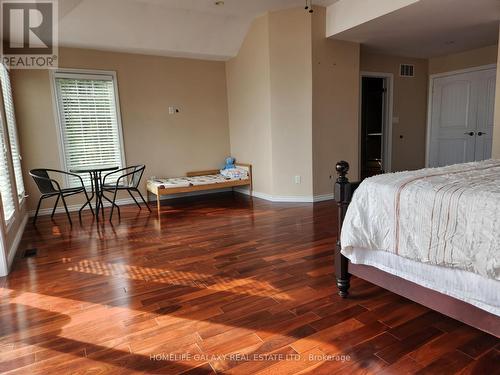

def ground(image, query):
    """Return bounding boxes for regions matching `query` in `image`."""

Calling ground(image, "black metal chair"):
[30,169,94,225]
[101,165,151,220]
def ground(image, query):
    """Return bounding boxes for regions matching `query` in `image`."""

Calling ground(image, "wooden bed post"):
[335,161,352,298]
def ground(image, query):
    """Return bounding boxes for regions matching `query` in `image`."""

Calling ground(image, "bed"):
[146,163,252,212]
[334,159,500,337]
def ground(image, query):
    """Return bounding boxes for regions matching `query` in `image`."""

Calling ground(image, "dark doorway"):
[361,76,387,180]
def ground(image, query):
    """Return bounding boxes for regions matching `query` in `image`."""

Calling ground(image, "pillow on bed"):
[220,167,248,179]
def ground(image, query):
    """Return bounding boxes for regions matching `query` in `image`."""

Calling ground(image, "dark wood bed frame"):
[334,160,500,338]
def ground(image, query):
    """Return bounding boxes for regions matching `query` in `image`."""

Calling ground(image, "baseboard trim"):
[313,193,335,202]
[28,197,137,217]
[153,188,233,201]
[7,213,28,273]
[235,188,334,203]
[255,191,315,203]
[29,188,235,217]
[29,188,334,217]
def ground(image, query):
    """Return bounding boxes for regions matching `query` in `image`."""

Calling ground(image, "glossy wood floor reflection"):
[1,193,498,374]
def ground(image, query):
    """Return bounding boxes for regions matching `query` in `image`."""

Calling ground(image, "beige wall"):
[312,6,360,196]
[12,47,230,211]
[268,7,313,197]
[228,6,361,199]
[429,44,498,75]
[493,29,500,158]
[226,15,273,195]
[226,7,314,198]
[360,50,428,171]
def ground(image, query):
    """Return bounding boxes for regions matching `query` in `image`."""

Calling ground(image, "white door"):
[428,67,496,168]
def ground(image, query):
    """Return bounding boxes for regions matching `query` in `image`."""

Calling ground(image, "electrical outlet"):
[168,106,180,115]
[295,175,301,184]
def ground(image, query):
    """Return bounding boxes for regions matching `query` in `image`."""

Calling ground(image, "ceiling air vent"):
[400,64,415,77]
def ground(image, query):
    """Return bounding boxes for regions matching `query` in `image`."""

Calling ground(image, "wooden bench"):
[146,163,252,212]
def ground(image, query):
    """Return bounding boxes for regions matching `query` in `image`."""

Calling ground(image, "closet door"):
[428,67,496,167]
[429,72,477,167]
[474,69,496,161]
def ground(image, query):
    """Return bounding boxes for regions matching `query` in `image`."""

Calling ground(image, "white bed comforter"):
[341,159,500,281]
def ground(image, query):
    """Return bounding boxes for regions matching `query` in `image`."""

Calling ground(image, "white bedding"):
[347,247,500,315]
[341,159,500,281]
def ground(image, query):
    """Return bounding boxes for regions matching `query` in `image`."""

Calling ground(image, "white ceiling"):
[58,0,338,60]
[330,0,500,59]
[133,0,338,16]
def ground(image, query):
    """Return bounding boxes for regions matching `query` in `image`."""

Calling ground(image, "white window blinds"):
[53,72,124,187]
[0,63,25,201]
[0,115,15,222]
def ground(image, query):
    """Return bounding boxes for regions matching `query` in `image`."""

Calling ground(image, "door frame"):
[425,63,497,167]
[359,71,394,173]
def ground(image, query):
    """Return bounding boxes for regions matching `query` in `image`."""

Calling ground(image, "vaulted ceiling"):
[58,0,339,60]
[58,0,499,61]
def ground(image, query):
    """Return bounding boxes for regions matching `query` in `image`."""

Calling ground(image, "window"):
[53,71,125,187]
[0,63,25,201]
[0,115,15,222]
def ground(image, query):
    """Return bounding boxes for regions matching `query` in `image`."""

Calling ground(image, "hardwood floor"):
[1,192,498,374]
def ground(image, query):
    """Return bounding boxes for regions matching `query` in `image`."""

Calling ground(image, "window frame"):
[50,69,126,188]
[0,63,26,205]
[0,102,16,229]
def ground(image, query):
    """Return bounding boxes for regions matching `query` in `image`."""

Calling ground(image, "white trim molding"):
[152,188,233,202]
[29,197,137,217]
[252,191,314,203]
[29,188,234,217]
[7,213,28,273]
[0,213,28,276]
[313,193,335,202]
[30,188,335,218]
[428,64,497,80]
[235,188,334,203]
[50,68,127,188]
